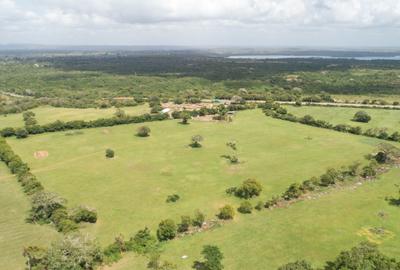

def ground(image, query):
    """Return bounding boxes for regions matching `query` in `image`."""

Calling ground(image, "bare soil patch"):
[34,151,49,159]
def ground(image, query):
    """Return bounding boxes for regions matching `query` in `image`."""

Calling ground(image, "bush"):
[15,128,29,139]
[72,206,97,223]
[320,168,340,186]
[353,111,371,123]
[264,196,280,208]
[192,210,205,227]
[375,151,388,164]
[0,127,15,137]
[157,219,177,241]
[29,191,66,222]
[282,183,303,200]
[238,201,253,214]
[105,149,115,158]
[137,126,151,137]
[255,201,264,211]
[129,227,158,254]
[193,245,224,270]
[166,194,180,203]
[178,215,191,233]
[278,260,314,270]
[190,135,203,148]
[55,219,79,233]
[217,205,235,220]
[234,179,262,199]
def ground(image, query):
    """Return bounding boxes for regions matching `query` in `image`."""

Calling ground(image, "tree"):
[181,112,191,125]
[234,179,262,199]
[137,126,151,137]
[29,191,66,222]
[325,242,399,270]
[157,219,177,241]
[190,135,203,148]
[25,234,103,270]
[217,205,235,220]
[130,227,158,254]
[353,111,371,123]
[237,201,252,214]
[114,108,126,118]
[193,245,224,270]
[105,149,115,158]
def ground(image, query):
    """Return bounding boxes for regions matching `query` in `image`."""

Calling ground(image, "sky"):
[1,0,400,47]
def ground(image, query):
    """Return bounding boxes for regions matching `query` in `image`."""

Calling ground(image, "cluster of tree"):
[23,111,38,127]
[278,242,400,270]
[0,97,41,114]
[0,113,168,138]
[261,103,400,143]
[0,138,96,233]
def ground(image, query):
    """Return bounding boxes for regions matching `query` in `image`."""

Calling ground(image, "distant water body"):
[227,55,400,60]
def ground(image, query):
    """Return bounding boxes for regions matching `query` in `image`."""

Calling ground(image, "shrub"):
[217,205,235,220]
[192,210,206,227]
[15,128,29,139]
[55,219,79,233]
[29,191,66,222]
[190,135,203,148]
[362,165,377,178]
[278,260,314,270]
[72,206,97,223]
[0,127,15,137]
[375,151,388,164]
[178,215,191,233]
[265,196,280,208]
[234,179,262,199]
[320,168,340,186]
[193,245,224,270]
[353,111,371,123]
[105,149,114,158]
[166,194,180,203]
[282,183,303,200]
[129,227,157,254]
[157,219,177,241]
[247,201,259,212]
[137,126,151,137]
[238,201,253,214]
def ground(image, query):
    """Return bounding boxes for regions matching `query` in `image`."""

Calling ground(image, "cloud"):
[1,0,400,46]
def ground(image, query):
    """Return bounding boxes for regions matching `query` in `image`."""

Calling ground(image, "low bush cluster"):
[227,179,263,199]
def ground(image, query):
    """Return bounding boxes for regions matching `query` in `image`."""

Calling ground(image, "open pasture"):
[284,105,400,134]
[0,104,149,129]
[6,109,386,249]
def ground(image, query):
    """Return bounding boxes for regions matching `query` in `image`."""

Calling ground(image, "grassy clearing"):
[6,110,385,248]
[113,168,400,270]
[0,104,149,129]
[284,105,400,133]
[0,164,58,270]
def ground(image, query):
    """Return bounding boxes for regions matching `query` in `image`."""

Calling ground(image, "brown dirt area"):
[34,151,49,159]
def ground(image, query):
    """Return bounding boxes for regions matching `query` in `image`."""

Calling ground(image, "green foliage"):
[15,128,29,139]
[234,179,263,199]
[166,194,180,203]
[105,148,115,158]
[193,245,224,270]
[352,111,371,123]
[71,206,98,223]
[278,260,314,270]
[255,201,264,211]
[157,219,177,241]
[29,191,66,223]
[282,183,304,200]
[137,125,151,137]
[24,234,103,270]
[192,210,206,228]
[237,201,253,214]
[129,227,158,254]
[217,205,235,220]
[190,135,204,148]
[178,215,191,233]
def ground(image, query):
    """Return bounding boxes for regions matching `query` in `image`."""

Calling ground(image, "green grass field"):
[284,105,400,134]
[0,164,59,270]
[6,109,386,247]
[0,104,149,129]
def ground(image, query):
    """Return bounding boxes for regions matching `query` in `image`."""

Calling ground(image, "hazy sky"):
[1,0,400,47]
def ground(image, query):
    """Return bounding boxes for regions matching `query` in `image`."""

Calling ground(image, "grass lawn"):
[0,164,59,270]
[0,104,149,129]
[147,168,400,270]
[284,105,400,134]
[6,109,386,249]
